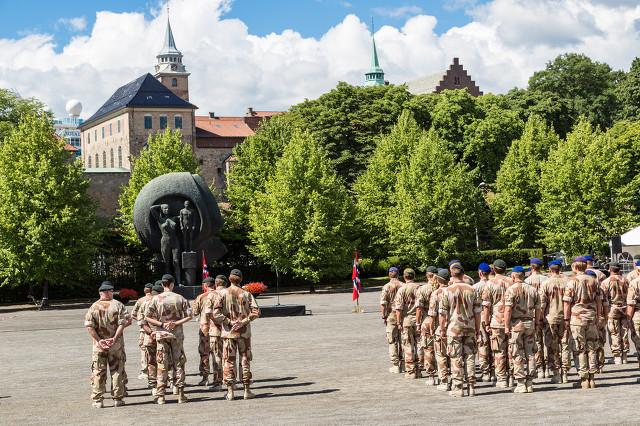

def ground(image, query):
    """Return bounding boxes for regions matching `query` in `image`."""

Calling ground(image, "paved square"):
[0,290,638,425]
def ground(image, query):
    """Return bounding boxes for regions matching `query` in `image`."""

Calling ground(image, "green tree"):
[616,57,640,121]
[352,111,422,260]
[118,129,199,245]
[503,88,573,138]
[289,82,413,184]
[0,89,50,141]
[249,130,354,283]
[528,53,620,130]
[430,89,482,160]
[226,115,295,230]
[0,114,99,294]
[537,119,637,255]
[491,115,559,248]
[388,130,482,266]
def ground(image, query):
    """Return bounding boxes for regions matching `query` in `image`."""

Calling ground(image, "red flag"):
[351,250,361,301]
[201,250,210,292]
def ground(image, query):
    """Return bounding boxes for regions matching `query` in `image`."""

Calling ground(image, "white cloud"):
[0,0,639,119]
[372,6,424,18]
[57,16,88,32]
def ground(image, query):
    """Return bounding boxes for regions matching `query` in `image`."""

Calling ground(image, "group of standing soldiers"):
[84,268,259,408]
[381,256,640,397]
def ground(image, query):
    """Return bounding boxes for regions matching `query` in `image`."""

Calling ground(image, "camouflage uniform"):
[563,273,602,382]
[137,296,158,388]
[428,280,450,384]
[473,277,492,379]
[625,277,640,366]
[601,274,630,359]
[539,274,570,378]
[525,273,548,376]
[588,267,608,368]
[84,299,129,403]
[131,294,152,377]
[145,291,192,396]
[504,281,540,385]
[393,280,420,376]
[192,291,211,381]
[626,268,640,283]
[380,278,403,369]
[482,274,514,384]
[204,288,224,386]
[415,282,436,377]
[213,285,260,385]
[440,278,480,393]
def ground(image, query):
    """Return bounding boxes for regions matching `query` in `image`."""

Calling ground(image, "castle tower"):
[154,14,190,101]
[364,21,385,87]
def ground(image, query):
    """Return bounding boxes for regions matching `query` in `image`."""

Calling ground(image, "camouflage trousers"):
[223,337,252,385]
[608,316,630,357]
[401,325,419,375]
[198,329,210,379]
[490,328,509,382]
[209,335,223,386]
[629,321,640,360]
[596,320,607,368]
[477,326,492,376]
[143,343,157,388]
[91,348,125,402]
[138,330,147,374]
[547,322,570,373]
[509,325,536,380]
[385,316,400,366]
[447,335,477,389]
[570,323,599,379]
[157,338,186,395]
[534,323,548,373]
[434,334,450,382]
[420,331,437,376]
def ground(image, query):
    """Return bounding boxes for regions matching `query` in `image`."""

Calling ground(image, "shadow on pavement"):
[255,388,339,399]
[252,381,314,390]
[253,376,297,383]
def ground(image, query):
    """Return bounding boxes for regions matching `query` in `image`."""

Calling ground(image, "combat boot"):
[436,382,450,392]
[113,400,125,407]
[449,386,464,397]
[425,375,436,386]
[91,400,103,409]
[513,379,527,393]
[588,374,596,388]
[137,373,147,380]
[481,373,491,382]
[156,396,165,405]
[177,388,189,403]
[415,370,423,379]
[243,384,255,400]
[573,378,589,389]
[389,365,400,374]
[197,376,208,386]
[550,371,561,384]
[172,385,179,395]
[496,380,508,388]
[525,379,533,393]
[561,371,569,384]
[622,353,628,364]
[468,384,476,397]
[614,356,622,365]
[225,384,235,401]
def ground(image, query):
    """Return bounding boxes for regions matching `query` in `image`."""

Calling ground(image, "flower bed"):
[242,282,268,296]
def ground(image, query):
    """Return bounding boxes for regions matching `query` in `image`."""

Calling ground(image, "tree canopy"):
[0,89,50,141]
[616,57,640,121]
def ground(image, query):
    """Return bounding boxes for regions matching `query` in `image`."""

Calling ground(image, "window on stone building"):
[102,151,106,168]
[87,132,90,144]
[174,115,182,129]
[101,127,105,139]
[109,123,112,136]
[144,115,152,129]
[159,115,167,129]
[110,148,114,168]
[118,146,122,168]
[171,78,178,87]
[95,154,99,168]
[87,156,92,168]
[94,129,97,141]
[117,120,121,133]
[454,76,460,85]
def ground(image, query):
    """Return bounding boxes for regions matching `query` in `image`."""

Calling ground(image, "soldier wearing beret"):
[474,262,493,382]
[380,267,404,373]
[393,268,421,379]
[138,282,164,393]
[131,283,154,382]
[416,267,438,383]
[525,258,549,378]
[205,275,228,390]
[213,269,260,400]
[84,281,130,408]
[601,262,630,365]
[192,278,214,386]
[428,268,452,391]
[539,260,569,383]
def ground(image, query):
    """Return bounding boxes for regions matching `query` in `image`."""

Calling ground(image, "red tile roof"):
[195,116,254,138]
[64,143,79,152]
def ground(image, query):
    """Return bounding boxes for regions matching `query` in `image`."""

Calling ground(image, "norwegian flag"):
[351,251,361,301]
[201,250,210,292]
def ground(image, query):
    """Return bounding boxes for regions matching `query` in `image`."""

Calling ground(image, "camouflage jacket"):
[440,279,480,337]
[563,273,602,326]
[524,273,547,290]
[626,278,640,321]
[504,281,540,331]
[539,275,566,325]
[192,291,210,334]
[481,274,514,329]
[427,283,449,334]
[393,281,419,326]
[601,274,628,319]
[380,279,403,318]
[213,285,260,339]
[131,294,152,330]
[145,291,192,340]
[415,283,434,322]
[473,278,490,302]
[84,299,129,352]
[204,288,223,337]
[626,268,640,282]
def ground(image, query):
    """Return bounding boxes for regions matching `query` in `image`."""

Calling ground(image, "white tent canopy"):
[621,226,640,246]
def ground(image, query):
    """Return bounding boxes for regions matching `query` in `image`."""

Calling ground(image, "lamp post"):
[476,182,487,250]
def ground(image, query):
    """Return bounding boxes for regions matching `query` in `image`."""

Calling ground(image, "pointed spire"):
[159,6,180,55]
[370,18,380,69]
[364,18,385,86]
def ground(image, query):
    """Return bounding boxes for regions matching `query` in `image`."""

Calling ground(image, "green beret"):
[202,277,215,284]
[99,281,114,292]
[152,283,164,293]
[144,282,154,289]
[229,269,242,278]
[493,259,507,269]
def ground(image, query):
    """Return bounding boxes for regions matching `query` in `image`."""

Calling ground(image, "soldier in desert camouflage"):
[428,268,451,391]
[439,262,481,397]
[524,258,548,378]
[213,269,260,400]
[473,262,493,382]
[144,274,192,404]
[380,267,404,373]
[131,283,153,381]
[192,279,212,386]
[504,265,541,393]
[539,260,569,383]
[416,266,437,384]
[204,275,228,390]
[84,281,130,408]
[393,268,421,379]
[601,262,630,365]
[138,281,163,393]
[625,273,640,369]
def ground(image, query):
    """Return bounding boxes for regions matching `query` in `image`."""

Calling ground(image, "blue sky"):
[0,0,487,49]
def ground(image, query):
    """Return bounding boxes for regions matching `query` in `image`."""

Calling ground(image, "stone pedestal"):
[182,251,198,286]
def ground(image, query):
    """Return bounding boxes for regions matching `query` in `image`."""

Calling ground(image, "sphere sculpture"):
[133,172,226,285]
[65,99,82,117]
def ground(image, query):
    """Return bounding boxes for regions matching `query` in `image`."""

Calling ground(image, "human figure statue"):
[151,204,181,285]
[179,200,196,252]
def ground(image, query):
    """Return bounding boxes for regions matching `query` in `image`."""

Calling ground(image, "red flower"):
[119,288,138,299]
[242,282,268,295]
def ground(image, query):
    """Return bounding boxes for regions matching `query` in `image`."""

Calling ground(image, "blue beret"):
[530,258,543,265]
[573,256,587,263]
[448,259,461,266]
[549,260,562,266]
[635,260,640,267]
[585,270,597,277]
[512,265,525,273]
[388,266,399,273]
[478,262,491,273]
[583,255,593,261]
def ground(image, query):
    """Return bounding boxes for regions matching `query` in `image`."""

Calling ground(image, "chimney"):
[453,57,460,65]
[246,107,255,117]
[209,112,215,118]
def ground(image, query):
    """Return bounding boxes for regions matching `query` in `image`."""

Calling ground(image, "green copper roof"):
[364,24,385,86]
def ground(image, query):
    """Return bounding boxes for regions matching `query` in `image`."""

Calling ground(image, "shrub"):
[242,282,268,295]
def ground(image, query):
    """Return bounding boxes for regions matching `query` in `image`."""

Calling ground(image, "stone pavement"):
[0,290,639,425]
